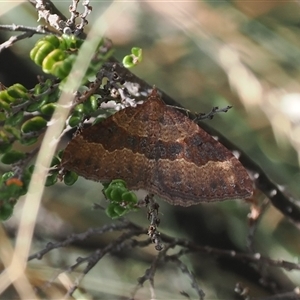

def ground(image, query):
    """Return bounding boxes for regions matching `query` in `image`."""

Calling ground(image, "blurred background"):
[1,1,300,299]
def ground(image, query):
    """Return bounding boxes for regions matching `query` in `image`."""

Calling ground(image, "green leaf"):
[6,84,28,99]
[74,103,84,113]
[0,112,6,121]
[122,191,138,204]
[63,171,78,186]
[43,35,60,48]
[68,113,83,127]
[82,96,99,114]
[21,169,32,189]
[19,136,38,146]
[122,47,143,68]
[0,99,10,111]
[50,156,61,167]
[1,150,25,164]
[103,179,127,200]
[26,99,46,113]
[110,187,126,202]
[46,89,61,103]
[31,42,56,66]
[5,111,24,126]
[2,171,14,182]
[29,43,42,62]
[122,55,136,68]
[4,126,20,139]
[57,149,64,160]
[0,180,23,196]
[105,203,120,219]
[0,202,14,221]
[60,34,83,50]
[113,205,126,216]
[52,54,75,79]
[21,116,47,134]
[0,90,15,104]
[28,165,35,174]
[40,103,57,116]
[0,171,14,187]
[45,173,58,186]
[42,49,66,74]
[109,179,127,188]
[0,142,12,154]
[30,36,60,62]
[131,47,143,59]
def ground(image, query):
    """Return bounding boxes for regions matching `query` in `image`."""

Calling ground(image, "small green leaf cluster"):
[0,81,59,164]
[0,167,33,221]
[122,47,143,68]
[0,80,63,216]
[44,151,78,187]
[103,179,138,219]
[30,34,109,81]
[68,95,99,127]
[26,79,60,117]
[30,35,84,79]
[0,79,60,145]
[0,79,62,219]
[0,83,28,111]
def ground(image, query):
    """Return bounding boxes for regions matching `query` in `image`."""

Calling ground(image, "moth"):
[61,89,253,206]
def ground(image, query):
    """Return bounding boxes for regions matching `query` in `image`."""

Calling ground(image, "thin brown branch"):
[167,256,205,300]
[0,32,34,52]
[26,218,300,297]
[160,235,300,272]
[28,220,141,261]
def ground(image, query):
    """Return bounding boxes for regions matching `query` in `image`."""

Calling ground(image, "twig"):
[167,256,205,300]
[146,194,164,251]
[0,24,52,34]
[168,104,232,121]
[68,0,80,26]
[29,0,68,32]
[130,243,174,300]
[28,220,141,261]
[28,0,68,22]
[64,228,144,297]
[246,197,270,252]
[193,105,232,121]
[26,217,300,297]
[159,234,300,271]
[235,282,251,300]
[68,0,92,35]
[0,23,56,52]
[0,32,34,52]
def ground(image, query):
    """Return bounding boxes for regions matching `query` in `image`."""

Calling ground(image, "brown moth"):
[61,89,253,206]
